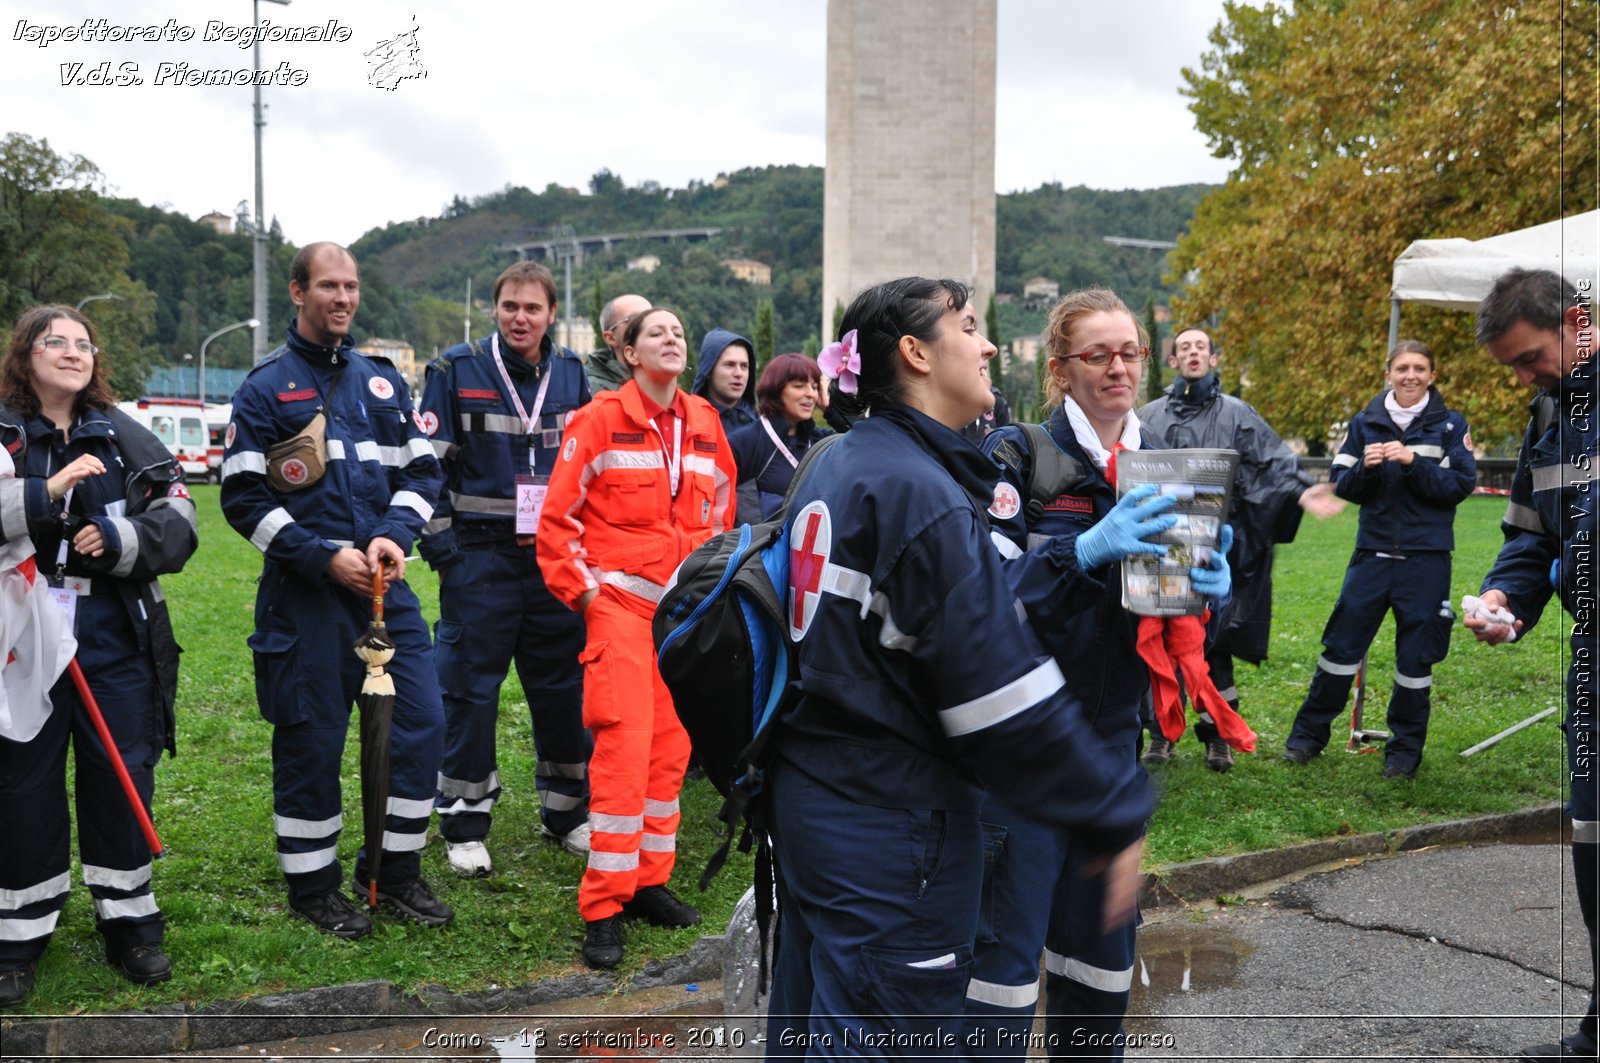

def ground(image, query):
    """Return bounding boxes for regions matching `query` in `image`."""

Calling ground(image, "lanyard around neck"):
[489,329,553,467]
[760,416,799,469]
[646,413,684,498]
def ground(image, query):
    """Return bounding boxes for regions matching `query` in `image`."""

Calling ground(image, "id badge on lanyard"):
[46,485,83,630]
[494,333,555,538]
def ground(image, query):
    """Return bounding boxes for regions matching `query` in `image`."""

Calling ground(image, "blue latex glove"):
[1189,524,1235,601]
[1076,483,1179,570]
[1551,557,1561,590]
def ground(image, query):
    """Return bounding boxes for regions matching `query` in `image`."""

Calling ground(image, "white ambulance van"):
[115,397,212,482]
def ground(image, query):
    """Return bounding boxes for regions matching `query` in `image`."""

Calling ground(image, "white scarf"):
[1061,394,1141,471]
[1383,388,1427,432]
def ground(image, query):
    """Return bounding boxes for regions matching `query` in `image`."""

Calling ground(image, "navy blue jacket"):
[1329,388,1476,553]
[727,414,834,520]
[983,410,1154,737]
[1482,364,1598,641]
[418,332,590,565]
[0,405,198,751]
[691,328,757,435]
[778,402,1150,853]
[220,323,441,581]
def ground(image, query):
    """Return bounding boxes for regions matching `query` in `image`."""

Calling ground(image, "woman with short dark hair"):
[764,277,1156,1055]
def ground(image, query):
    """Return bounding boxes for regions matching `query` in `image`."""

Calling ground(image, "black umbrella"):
[353,568,396,909]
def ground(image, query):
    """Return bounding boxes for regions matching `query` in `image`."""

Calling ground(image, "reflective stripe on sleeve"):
[939,658,1067,737]
[222,451,268,480]
[105,515,140,578]
[1332,453,1358,469]
[1503,500,1547,534]
[391,491,436,522]
[250,507,295,551]
[1410,445,1443,459]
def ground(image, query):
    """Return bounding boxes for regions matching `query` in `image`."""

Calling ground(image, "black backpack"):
[652,432,841,984]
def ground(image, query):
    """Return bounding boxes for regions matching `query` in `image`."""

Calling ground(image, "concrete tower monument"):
[821,0,997,339]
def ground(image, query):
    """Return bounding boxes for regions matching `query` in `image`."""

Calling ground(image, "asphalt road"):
[18,839,1590,1062]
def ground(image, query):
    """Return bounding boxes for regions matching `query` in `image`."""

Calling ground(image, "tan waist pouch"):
[266,411,329,492]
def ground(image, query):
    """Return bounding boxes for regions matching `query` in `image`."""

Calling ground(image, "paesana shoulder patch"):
[989,481,1021,520]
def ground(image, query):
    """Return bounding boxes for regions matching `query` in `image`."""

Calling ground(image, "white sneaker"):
[543,821,591,856]
[445,839,492,877]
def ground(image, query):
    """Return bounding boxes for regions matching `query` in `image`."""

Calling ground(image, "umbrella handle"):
[68,658,165,858]
[372,568,384,623]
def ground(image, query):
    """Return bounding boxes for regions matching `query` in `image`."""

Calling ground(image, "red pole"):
[68,658,164,858]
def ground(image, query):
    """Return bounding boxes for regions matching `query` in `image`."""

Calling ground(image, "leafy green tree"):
[0,133,157,393]
[801,334,820,358]
[589,275,604,350]
[753,299,774,370]
[1172,0,1597,447]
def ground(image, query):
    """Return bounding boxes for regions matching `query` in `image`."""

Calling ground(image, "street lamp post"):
[252,0,293,363]
[201,319,259,405]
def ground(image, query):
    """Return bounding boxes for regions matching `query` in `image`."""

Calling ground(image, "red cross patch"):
[988,481,1021,520]
[225,422,237,449]
[788,500,832,641]
[416,410,439,436]
[280,458,310,486]
[368,376,395,400]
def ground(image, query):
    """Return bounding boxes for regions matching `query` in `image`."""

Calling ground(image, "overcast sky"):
[7,1,1235,247]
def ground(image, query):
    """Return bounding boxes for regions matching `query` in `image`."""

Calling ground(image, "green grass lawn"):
[14,490,1570,1014]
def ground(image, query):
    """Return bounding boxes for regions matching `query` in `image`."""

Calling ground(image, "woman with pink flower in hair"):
[763,277,1154,1056]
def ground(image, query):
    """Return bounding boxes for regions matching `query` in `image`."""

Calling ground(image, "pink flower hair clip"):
[818,329,861,395]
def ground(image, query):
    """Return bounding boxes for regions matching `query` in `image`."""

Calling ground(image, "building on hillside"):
[357,338,419,391]
[1023,276,1059,305]
[627,254,661,273]
[554,318,597,356]
[720,258,772,285]
[1009,334,1042,365]
[197,211,233,235]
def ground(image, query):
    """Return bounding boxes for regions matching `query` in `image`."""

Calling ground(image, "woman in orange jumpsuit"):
[537,307,736,969]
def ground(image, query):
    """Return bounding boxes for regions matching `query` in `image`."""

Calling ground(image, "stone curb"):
[1138,802,1565,907]
[0,804,1565,1059]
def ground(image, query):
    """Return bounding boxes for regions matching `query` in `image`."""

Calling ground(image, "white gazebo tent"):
[1388,210,1600,346]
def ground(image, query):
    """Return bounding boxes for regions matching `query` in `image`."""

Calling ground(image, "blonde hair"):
[1041,288,1148,408]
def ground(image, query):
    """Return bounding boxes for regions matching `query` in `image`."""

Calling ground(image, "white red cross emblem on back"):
[788,500,832,641]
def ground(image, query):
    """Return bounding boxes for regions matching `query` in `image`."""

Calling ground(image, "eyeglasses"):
[1059,345,1149,367]
[36,336,98,357]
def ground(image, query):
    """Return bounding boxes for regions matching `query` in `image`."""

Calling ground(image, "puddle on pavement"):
[1129,922,1253,1005]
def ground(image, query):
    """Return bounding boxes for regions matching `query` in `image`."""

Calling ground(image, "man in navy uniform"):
[221,242,450,938]
[1467,267,1596,1063]
[420,261,593,875]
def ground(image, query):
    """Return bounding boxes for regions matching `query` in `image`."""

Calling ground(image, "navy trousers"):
[0,593,164,965]
[963,735,1141,1062]
[1288,551,1453,770]
[250,571,445,901]
[433,544,588,841]
[767,757,981,1059]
